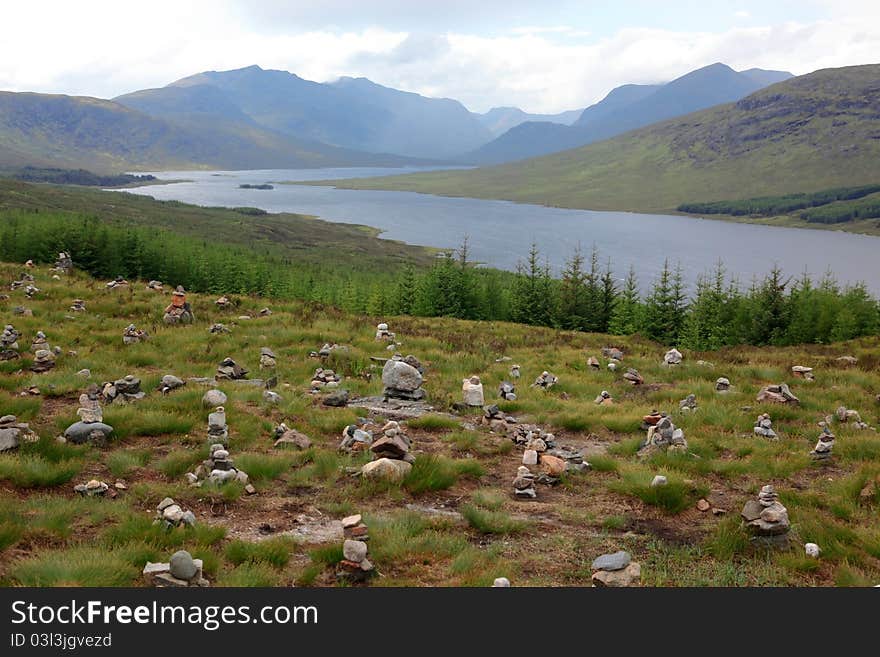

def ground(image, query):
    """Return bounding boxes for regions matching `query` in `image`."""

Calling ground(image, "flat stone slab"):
[591,550,631,572]
[347,395,439,419]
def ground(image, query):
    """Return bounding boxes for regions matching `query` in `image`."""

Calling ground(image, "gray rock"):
[343,539,368,562]
[169,550,198,580]
[262,390,282,404]
[202,390,227,407]
[492,577,511,587]
[361,457,412,481]
[591,550,631,572]
[0,427,21,452]
[323,389,349,407]
[63,421,113,444]
[381,359,423,393]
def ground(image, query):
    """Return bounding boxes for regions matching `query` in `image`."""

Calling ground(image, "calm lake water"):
[120,168,880,295]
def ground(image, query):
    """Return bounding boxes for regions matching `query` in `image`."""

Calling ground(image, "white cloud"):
[0,1,878,113]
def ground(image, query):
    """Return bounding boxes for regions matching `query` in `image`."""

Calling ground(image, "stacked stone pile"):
[273,423,312,450]
[462,376,484,406]
[679,394,698,412]
[310,367,341,391]
[587,356,600,370]
[509,364,521,379]
[375,322,395,341]
[595,390,614,406]
[338,515,374,582]
[70,299,86,312]
[157,375,185,395]
[754,413,778,440]
[792,365,815,381]
[143,550,209,587]
[531,371,558,390]
[640,416,687,456]
[64,388,114,445]
[810,428,835,461]
[834,406,872,430]
[0,415,38,452]
[602,347,624,361]
[513,466,537,499]
[122,324,147,344]
[664,348,683,365]
[756,383,799,405]
[339,423,373,453]
[154,497,196,529]
[102,375,146,403]
[187,443,251,489]
[207,406,228,446]
[381,355,426,401]
[498,381,516,401]
[259,347,277,369]
[741,484,791,547]
[208,323,230,334]
[591,551,641,587]
[715,377,731,392]
[216,357,248,380]
[361,421,413,481]
[74,479,110,497]
[0,325,20,360]
[480,405,518,434]
[623,368,644,385]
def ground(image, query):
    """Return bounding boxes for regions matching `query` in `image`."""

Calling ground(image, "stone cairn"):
[102,375,146,403]
[509,364,521,379]
[30,331,55,372]
[208,322,230,334]
[106,276,129,289]
[186,443,251,491]
[0,325,21,360]
[338,514,375,582]
[462,376,484,406]
[715,377,731,393]
[24,284,40,298]
[381,355,426,401]
[602,346,624,361]
[833,406,873,430]
[641,410,664,429]
[481,405,517,434]
[70,298,86,312]
[810,427,835,461]
[375,322,395,341]
[215,295,232,309]
[147,280,164,291]
[741,484,791,547]
[836,355,858,366]
[12,306,33,317]
[310,367,341,392]
[0,415,38,452]
[513,466,537,499]
[64,387,114,446]
[154,497,196,529]
[9,279,23,291]
[664,348,683,365]
[679,394,698,413]
[531,371,558,390]
[273,423,312,450]
[74,479,110,497]
[54,252,73,273]
[216,357,248,380]
[361,421,414,481]
[157,375,185,395]
[639,415,687,457]
[207,406,228,446]
[591,551,641,587]
[510,420,589,477]
[757,383,799,405]
[122,324,148,344]
[587,356,600,370]
[498,380,516,401]
[754,413,778,440]
[258,307,272,317]
[792,365,815,381]
[339,423,373,453]
[259,347,276,369]
[310,342,343,359]
[144,550,209,588]
[24,259,35,268]
[30,330,48,352]
[595,390,614,406]
[623,368,644,385]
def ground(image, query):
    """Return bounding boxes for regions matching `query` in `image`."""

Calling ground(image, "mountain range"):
[0,62,795,171]
[464,64,793,164]
[320,64,880,213]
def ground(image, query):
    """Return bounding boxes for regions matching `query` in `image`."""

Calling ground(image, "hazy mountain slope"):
[317,65,880,214]
[122,65,492,159]
[0,91,422,172]
[465,64,791,165]
[476,106,583,137]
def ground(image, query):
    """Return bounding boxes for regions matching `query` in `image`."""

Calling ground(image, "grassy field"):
[305,65,880,236]
[1,262,879,586]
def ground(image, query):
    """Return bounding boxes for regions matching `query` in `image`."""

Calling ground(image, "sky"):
[1,0,879,113]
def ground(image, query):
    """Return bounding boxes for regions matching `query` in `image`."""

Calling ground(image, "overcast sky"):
[1,0,878,113]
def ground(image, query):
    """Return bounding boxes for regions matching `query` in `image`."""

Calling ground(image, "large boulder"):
[63,421,114,445]
[382,359,423,392]
[361,457,412,482]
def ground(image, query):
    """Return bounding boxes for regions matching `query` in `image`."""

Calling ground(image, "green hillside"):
[316,65,880,220]
[0,91,422,173]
